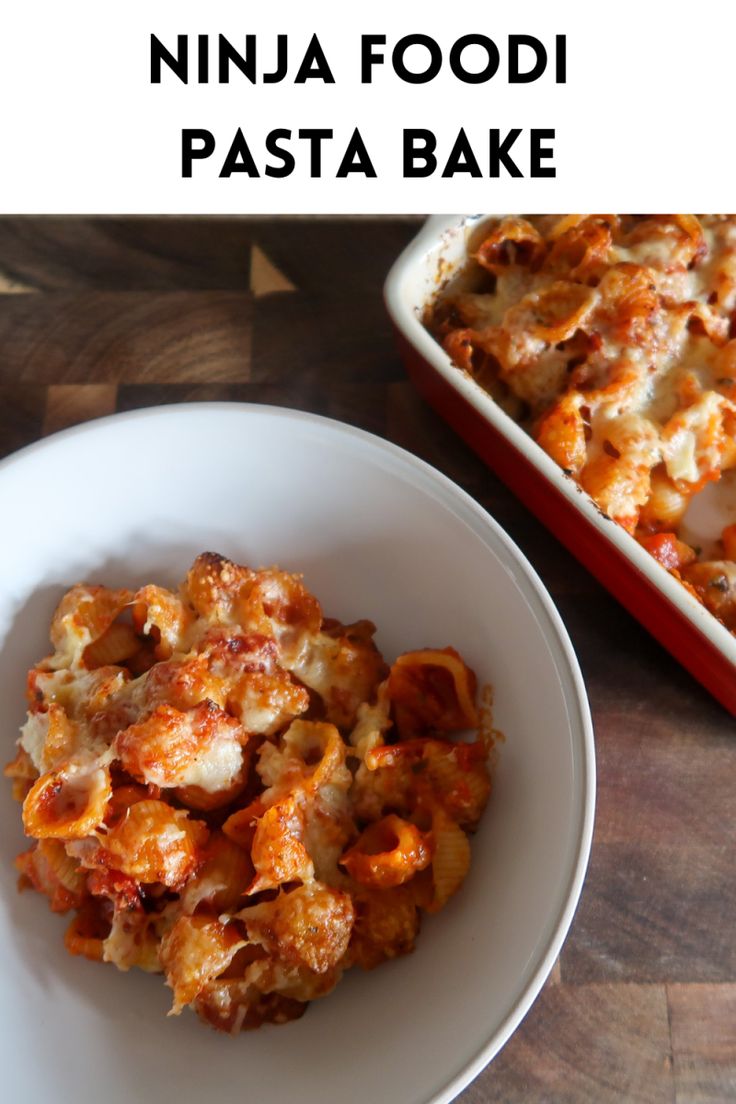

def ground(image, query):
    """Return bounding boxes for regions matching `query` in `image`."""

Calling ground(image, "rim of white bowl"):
[0,402,596,1103]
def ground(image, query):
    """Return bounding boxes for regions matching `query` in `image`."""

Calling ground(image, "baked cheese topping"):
[429,215,736,631]
[5,553,494,1033]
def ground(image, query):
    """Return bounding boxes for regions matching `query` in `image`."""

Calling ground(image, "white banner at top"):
[0,0,732,213]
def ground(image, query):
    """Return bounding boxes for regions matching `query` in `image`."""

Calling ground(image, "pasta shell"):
[426,807,471,913]
[222,799,265,851]
[115,700,244,791]
[103,908,161,973]
[22,761,112,840]
[348,885,419,970]
[248,796,314,893]
[388,648,478,739]
[281,719,346,790]
[40,838,87,896]
[180,832,254,914]
[83,621,141,669]
[474,217,546,275]
[240,883,354,973]
[536,393,588,477]
[339,815,432,889]
[4,746,38,802]
[424,744,492,831]
[639,466,690,530]
[132,584,193,658]
[64,899,111,961]
[101,799,207,887]
[195,979,306,1034]
[50,585,133,668]
[159,913,245,1014]
[15,839,87,913]
[544,217,614,280]
[174,775,247,812]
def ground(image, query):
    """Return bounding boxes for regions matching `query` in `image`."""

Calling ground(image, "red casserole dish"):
[384,214,736,714]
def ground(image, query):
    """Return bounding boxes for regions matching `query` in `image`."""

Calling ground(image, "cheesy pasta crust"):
[6,553,493,1032]
[429,215,736,631]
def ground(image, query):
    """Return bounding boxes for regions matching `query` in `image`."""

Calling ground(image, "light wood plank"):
[44,384,118,435]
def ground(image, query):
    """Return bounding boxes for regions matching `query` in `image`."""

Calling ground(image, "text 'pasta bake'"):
[429,215,736,632]
[5,553,493,1032]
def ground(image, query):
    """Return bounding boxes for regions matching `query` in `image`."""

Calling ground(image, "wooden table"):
[0,217,733,1103]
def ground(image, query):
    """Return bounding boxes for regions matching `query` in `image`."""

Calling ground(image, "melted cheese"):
[175,740,243,793]
[434,214,736,540]
[10,554,491,1034]
[665,428,699,483]
[20,712,50,772]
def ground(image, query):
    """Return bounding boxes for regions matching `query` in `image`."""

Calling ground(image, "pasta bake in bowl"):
[0,404,593,1104]
[386,215,736,714]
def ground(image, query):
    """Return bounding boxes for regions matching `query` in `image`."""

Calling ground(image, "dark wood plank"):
[669,984,736,1102]
[457,982,673,1103]
[592,710,736,848]
[116,383,254,411]
[562,842,736,984]
[116,380,390,438]
[0,291,252,384]
[0,216,420,292]
[250,217,421,295]
[0,217,257,291]
[0,383,46,458]
[250,290,403,386]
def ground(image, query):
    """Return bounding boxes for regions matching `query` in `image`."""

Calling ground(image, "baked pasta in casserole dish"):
[428,215,736,632]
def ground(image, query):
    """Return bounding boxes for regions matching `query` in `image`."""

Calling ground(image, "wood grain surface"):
[0,216,734,1103]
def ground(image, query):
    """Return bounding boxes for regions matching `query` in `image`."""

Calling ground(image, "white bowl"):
[0,404,594,1104]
